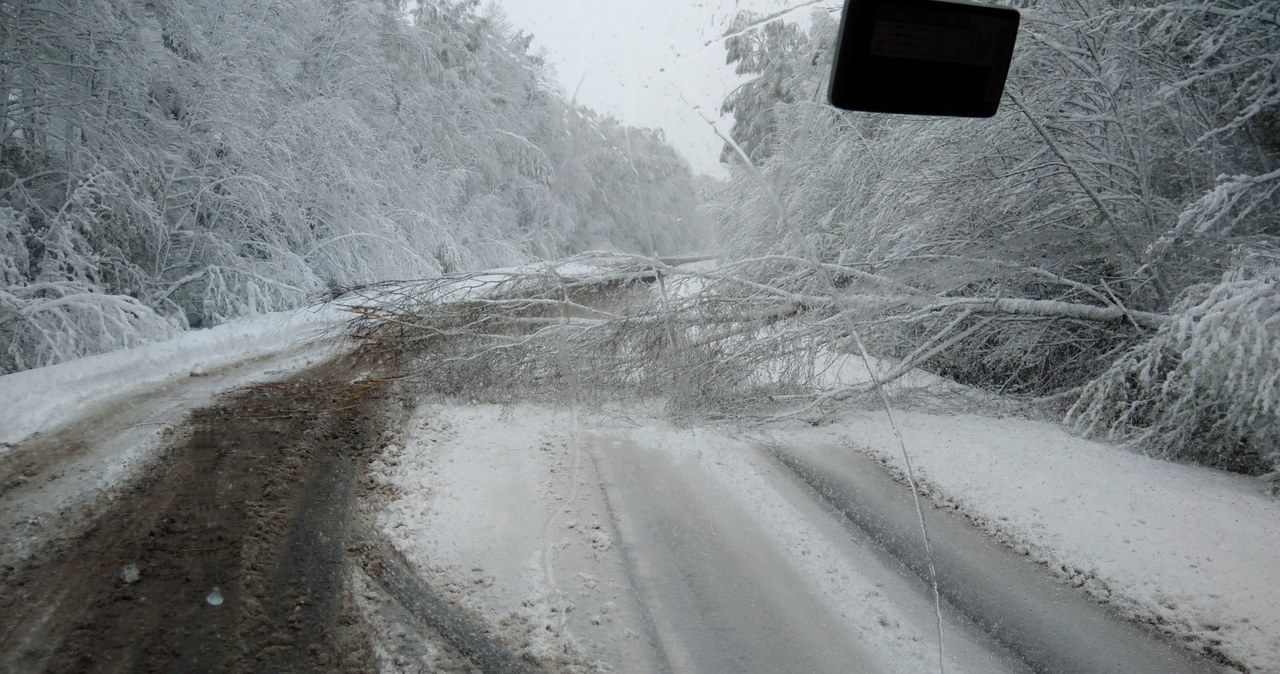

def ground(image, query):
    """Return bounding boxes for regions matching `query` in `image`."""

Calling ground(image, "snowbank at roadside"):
[786,413,1280,673]
[0,303,345,447]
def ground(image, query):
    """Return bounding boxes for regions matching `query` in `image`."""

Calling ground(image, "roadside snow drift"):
[787,413,1280,673]
[0,303,344,448]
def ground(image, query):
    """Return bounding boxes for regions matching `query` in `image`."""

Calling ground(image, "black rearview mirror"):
[828,0,1020,118]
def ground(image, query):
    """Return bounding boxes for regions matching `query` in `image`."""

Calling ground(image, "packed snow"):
[361,386,1276,671]
[367,403,658,671]
[783,412,1280,673]
[371,401,1199,672]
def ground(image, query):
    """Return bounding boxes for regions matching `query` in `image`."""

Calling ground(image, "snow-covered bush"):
[1068,261,1280,474]
[0,191,182,372]
[0,281,182,373]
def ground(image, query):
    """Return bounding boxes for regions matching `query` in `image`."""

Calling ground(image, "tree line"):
[0,0,705,373]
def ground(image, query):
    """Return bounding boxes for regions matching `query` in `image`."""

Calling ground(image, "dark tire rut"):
[0,362,397,673]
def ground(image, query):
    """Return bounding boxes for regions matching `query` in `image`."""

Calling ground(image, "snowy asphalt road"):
[586,433,1223,674]
[590,435,883,673]
[774,444,1221,674]
[0,335,1235,672]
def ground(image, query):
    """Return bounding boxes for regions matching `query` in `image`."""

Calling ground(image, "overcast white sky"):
[489,0,820,177]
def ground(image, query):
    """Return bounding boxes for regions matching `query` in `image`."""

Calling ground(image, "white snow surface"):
[0,303,345,447]
[370,397,1278,672]
[605,424,1023,673]
[369,403,653,671]
[784,412,1280,673]
[370,403,1021,672]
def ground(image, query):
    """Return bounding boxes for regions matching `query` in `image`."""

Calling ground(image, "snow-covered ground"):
[781,412,1280,673]
[366,403,662,671]
[360,391,1273,672]
[1,303,346,448]
[364,403,1030,673]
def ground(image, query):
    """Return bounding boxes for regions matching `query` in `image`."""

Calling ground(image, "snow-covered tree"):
[706,1,1279,471]
[1068,256,1280,474]
[0,0,706,372]
[720,12,809,164]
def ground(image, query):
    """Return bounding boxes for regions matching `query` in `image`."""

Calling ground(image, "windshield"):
[1,1,1276,672]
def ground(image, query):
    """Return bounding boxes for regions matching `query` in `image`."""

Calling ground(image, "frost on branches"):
[1068,261,1280,474]
[0,201,182,373]
[0,0,706,374]
[706,0,1278,474]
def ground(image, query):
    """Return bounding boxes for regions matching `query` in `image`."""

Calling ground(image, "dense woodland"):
[706,1,1278,472]
[0,0,705,373]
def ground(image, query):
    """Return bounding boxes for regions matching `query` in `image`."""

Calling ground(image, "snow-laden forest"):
[703,1,1279,474]
[0,0,706,373]
[3,0,1277,476]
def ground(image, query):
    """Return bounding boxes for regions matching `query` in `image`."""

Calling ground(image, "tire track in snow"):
[772,444,1227,674]
[354,523,542,674]
[588,433,886,673]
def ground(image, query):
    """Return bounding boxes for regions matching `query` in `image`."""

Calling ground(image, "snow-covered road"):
[1,295,1274,672]
[776,444,1215,673]
[368,402,1235,673]
[589,433,1027,674]
[591,434,886,673]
